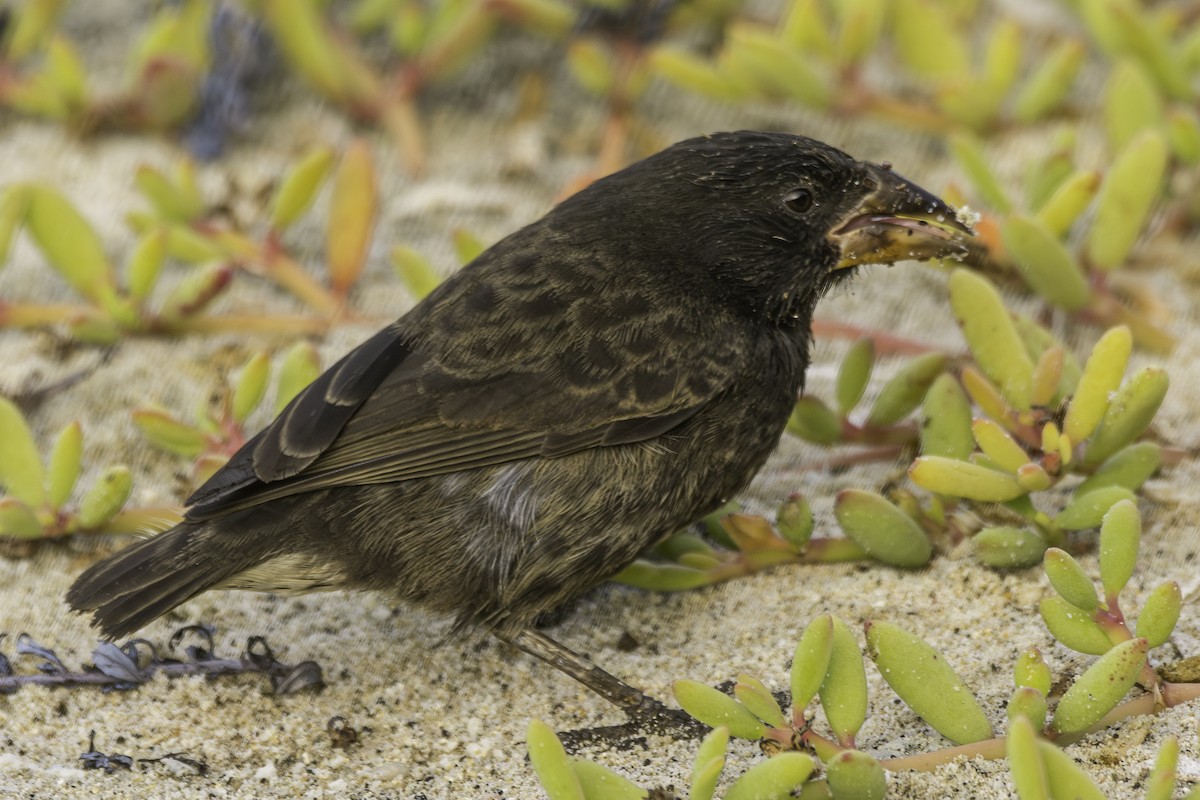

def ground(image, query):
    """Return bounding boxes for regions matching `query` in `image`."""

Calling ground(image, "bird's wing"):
[184,322,416,517]
[185,267,742,521]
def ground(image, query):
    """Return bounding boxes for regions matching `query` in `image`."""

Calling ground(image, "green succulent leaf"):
[909,456,1025,502]
[724,23,831,109]
[1098,499,1140,599]
[391,245,444,300]
[657,532,716,562]
[1035,170,1100,238]
[865,353,948,428]
[865,620,992,744]
[614,561,712,592]
[949,269,1033,410]
[834,489,931,568]
[0,396,46,508]
[1043,548,1099,612]
[1136,581,1181,649]
[1006,686,1048,732]
[270,145,336,231]
[920,373,974,460]
[780,0,834,56]
[1145,735,1178,800]
[1086,130,1168,272]
[1054,486,1137,531]
[818,617,868,746]
[1000,215,1090,311]
[949,133,1011,212]
[1102,59,1163,152]
[275,342,323,414]
[131,406,207,458]
[1166,108,1200,165]
[724,752,815,800]
[836,338,875,415]
[1025,132,1076,213]
[832,0,887,68]
[892,0,969,79]
[1013,647,1052,696]
[1082,367,1169,468]
[0,184,30,266]
[1050,638,1148,735]
[1076,442,1161,496]
[570,758,647,800]
[526,720,585,800]
[46,420,83,510]
[1012,39,1084,123]
[1039,596,1112,656]
[232,352,271,424]
[126,229,168,302]
[734,674,787,729]
[1011,314,1082,403]
[673,680,766,740]
[824,749,886,800]
[973,527,1046,569]
[1063,326,1132,445]
[0,498,44,539]
[791,615,834,719]
[690,726,729,800]
[75,465,132,530]
[972,418,1030,474]
[1006,715,1049,800]
[647,46,743,103]
[776,494,815,550]
[788,396,842,444]
[25,184,118,307]
[134,164,198,223]
[1038,742,1107,800]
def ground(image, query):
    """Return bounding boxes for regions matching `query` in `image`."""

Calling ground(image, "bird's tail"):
[66,521,269,639]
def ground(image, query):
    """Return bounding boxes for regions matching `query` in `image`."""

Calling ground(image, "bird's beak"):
[830,163,975,270]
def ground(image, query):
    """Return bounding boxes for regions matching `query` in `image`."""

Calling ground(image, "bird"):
[68,130,973,722]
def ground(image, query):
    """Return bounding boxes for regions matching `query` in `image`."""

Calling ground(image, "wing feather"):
[184,240,745,523]
[185,323,414,513]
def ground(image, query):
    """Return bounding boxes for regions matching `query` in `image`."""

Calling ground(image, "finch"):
[68,131,973,718]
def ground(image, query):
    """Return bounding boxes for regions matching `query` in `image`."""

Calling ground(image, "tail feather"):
[67,521,264,639]
[88,568,221,639]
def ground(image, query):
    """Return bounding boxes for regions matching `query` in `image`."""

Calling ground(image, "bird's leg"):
[497,627,696,733]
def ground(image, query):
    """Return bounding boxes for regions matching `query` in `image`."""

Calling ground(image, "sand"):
[1,3,1199,798]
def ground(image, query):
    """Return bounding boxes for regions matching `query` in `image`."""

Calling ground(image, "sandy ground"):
[2,3,1200,799]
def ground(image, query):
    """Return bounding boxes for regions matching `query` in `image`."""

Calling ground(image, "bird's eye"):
[783,188,814,215]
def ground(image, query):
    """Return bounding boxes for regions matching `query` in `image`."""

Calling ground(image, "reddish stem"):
[811,319,948,356]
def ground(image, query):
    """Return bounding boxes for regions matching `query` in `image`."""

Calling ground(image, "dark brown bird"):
[68,131,972,719]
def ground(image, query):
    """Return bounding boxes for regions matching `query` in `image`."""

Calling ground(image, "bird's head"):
[568,130,975,327]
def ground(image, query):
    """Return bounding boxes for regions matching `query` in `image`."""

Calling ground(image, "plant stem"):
[0,302,87,327]
[799,728,843,762]
[1083,288,1176,354]
[595,39,642,179]
[799,538,869,563]
[842,423,918,447]
[881,737,1007,771]
[811,319,948,356]
[260,251,341,317]
[789,445,908,473]
[851,90,953,134]
[1053,682,1200,746]
[380,86,427,177]
[172,313,330,336]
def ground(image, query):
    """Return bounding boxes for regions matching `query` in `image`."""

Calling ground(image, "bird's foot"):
[556,694,707,752]
[618,690,707,739]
